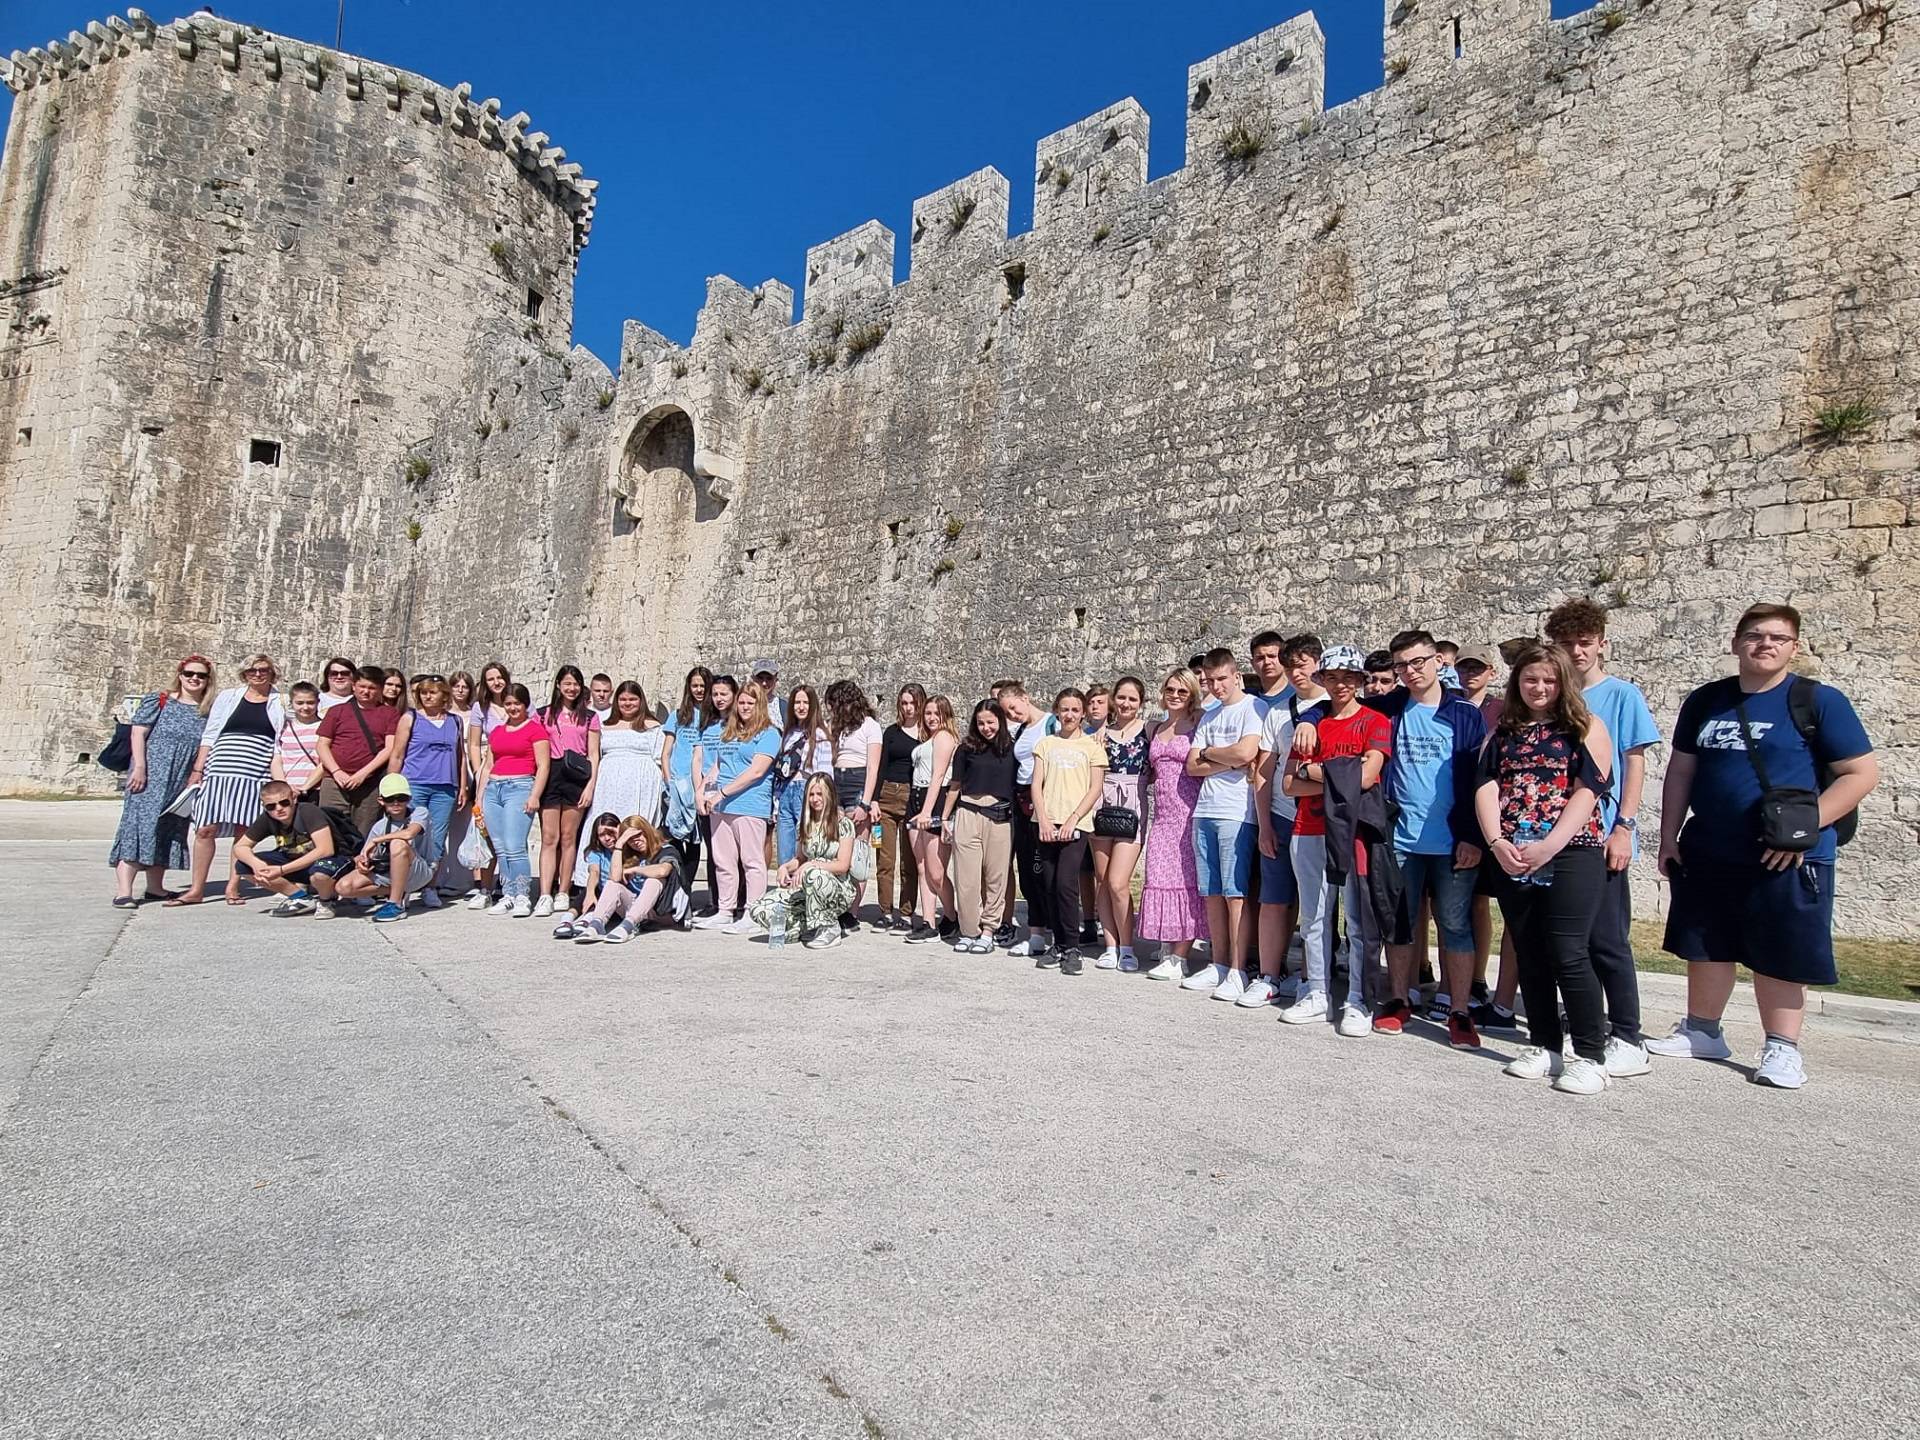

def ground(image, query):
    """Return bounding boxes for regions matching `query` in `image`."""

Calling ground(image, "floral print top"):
[1480,721,1607,847]
[1104,723,1150,776]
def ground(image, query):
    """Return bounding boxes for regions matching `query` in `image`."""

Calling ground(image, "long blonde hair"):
[618,813,666,862]
[721,679,773,742]
[923,693,959,740]
[1160,666,1202,722]
[800,772,840,850]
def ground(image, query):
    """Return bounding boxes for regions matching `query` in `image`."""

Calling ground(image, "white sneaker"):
[532,894,554,918]
[691,912,730,930]
[1117,949,1139,973]
[1094,947,1120,970]
[487,896,514,916]
[510,896,532,919]
[1212,968,1247,1003]
[1644,1019,1733,1061]
[1236,976,1277,1009]
[721,917,755,936]
[1009,932,1053,957]
[1180,962,1227,993]
[1503,1046,1563,1080]
[1336,1003,1371,1037]
[1751,1038,1807,1090]
[1604,1037,1652,1078]
[1145,955,1184,982]
[1553,1056,1612,1095]
[1278,990,1329,1025]
[467,890,492,911]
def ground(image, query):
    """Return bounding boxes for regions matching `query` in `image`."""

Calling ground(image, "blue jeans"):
[1192,817,1253,898]
[774,775,805,866]
[483,776,535,901]
[412,781,457,876]
[1395,849,1476,953]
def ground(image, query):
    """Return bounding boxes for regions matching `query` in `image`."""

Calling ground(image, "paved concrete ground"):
[4,801,1916,1439]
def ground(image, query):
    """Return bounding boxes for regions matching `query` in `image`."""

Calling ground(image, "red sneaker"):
[1372,999,1409,1035]
[1446,1010,1480,1049]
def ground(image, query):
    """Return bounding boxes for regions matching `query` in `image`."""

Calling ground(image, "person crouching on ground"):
[333,775,437,922]
[573,814,690,943]
[232,780,353,918]
[749,774,858,949]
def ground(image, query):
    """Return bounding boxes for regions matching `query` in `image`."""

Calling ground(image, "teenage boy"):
[233,781,351,917]
[1250,684,1304,1008]
[316,665,401,838]
[1650,604,1876,1089]
[1280,645,1391,1034]
[1281,635,1328,718]
[589,673,614,724]
[1181,648,1264,1000]
[1241,630,1297,996]
[334,774,439,922]
[1544,597,1663,1075]
[1363,651,1398,698]
[1454,646,1503,725]
[1364,630,1486,1043]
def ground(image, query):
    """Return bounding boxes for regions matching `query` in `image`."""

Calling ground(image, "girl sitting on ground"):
[749,773,857,949]
[554,812,622,940]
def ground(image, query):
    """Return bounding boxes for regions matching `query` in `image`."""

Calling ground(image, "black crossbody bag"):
[1732,691,1822,852]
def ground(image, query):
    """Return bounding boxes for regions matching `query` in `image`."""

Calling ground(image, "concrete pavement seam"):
[367,928,896,1440]
[0,904,135,1137]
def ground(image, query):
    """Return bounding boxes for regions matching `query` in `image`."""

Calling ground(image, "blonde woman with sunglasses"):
[171,654,285,906]
[109,654,214,906]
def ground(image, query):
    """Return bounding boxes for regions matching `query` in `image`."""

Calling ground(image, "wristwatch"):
[1614,816,1637,832]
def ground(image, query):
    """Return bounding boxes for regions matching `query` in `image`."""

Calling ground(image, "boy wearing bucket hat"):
[1280,644,1392,1034]
[333,773,438,922]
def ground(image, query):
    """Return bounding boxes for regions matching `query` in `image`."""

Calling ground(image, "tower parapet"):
[1032,100,1148,232]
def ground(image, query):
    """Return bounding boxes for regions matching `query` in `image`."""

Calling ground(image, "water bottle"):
[766,891,789,950]
[1512,821,1555,887]
[872,819,884,851]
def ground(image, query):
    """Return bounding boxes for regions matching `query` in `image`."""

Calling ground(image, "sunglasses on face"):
[179,670,210,681]
[326,669,352,679]
[244,667,274,677]
[264,799,294,811]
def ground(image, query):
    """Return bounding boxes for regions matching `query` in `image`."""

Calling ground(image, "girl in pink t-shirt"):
[535,665,601,920]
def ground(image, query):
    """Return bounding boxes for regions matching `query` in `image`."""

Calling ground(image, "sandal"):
[163,894,204,907]
[142,889,179,903]
[224,892,247,907]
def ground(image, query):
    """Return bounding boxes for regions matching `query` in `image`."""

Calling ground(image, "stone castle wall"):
[580,0,1919,935]
[2,1,1916,935]
[0,10,597,785]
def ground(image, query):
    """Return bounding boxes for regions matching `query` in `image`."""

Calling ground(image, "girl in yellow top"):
[1030,688,1108,975]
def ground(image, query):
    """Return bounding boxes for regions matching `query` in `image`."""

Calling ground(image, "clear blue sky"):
[3,1,1593,363]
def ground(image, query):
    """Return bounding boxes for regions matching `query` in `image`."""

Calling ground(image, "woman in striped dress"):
[169,654,285,907]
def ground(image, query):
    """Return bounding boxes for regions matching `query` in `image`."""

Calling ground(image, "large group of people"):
[106,599,1877,1094]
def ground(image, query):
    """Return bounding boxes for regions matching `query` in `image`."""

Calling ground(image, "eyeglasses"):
[1392,654,1438,672]
[1739,630,1797,647]
[179,670,211,680]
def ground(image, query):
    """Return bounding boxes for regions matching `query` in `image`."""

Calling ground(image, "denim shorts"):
[1663,857,1837,986]
[1394,849,1476,952]
[1193,817,1253,898]
[1258,812,1298,905]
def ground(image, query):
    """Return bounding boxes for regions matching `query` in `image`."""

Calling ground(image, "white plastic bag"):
[457,822,493,870]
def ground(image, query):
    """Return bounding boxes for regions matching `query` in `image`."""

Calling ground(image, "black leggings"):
[1587,863,1641,1045]
[1035,835,1088,943]
[1497,845,1607,1064]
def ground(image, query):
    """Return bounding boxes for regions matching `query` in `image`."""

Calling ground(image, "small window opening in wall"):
[77,751,91,765]
[1452,17,1464,60]
[525,288,543,321]
[249,438,281,467]
[1191,79,1211,112]
[15,426,29,446]
[1072,607,1086,629]
[886,520,901,541]
[1003,263,1027,304]
[745,546,758,564]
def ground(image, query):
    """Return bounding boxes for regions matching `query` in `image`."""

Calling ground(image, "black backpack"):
[1713,675,1857,847]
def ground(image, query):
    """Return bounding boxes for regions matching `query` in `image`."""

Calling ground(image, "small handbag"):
[1092,804,1139,841]
[100,694,168,773]
[555,748,592,787]
[1733,692,1822,852]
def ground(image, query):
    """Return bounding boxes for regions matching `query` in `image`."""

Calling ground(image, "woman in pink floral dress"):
[1137,668,1206,982]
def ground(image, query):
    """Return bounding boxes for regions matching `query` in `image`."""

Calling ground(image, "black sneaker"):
[889,911,913,933]
[936,916,959,940]
[1034,948,1062,969]
[1471,1001,1520,1032]
[904,919,937,944]
[1469,980,1490,1004]
[993,923,1017,949]
[839,912,860,934]
[1060,951,1083,976]
[1078,921,1100,947]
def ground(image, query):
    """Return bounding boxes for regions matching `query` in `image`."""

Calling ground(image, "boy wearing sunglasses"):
[233,781,352,917]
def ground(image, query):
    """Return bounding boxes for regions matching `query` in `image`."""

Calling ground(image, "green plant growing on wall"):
[945,515,964,541]
[845,322,890,359]
[404,454,432,483]
[474,419,492,439]
[1810,399,1875,445]
[1503,462,1531,487]
[932,556,955,579]
[1598,7,1626,33]
[496,415,511,434]
[1221,119,1269,164]
[596,389,615,410]
[1092,222,1112,243]
[486,239,513,275]
[1387,55,1412,78]
[1321,203,1347,235]
[741,366,766,392]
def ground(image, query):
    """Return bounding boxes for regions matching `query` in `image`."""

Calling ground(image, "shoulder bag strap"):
[1728,691,1774,792]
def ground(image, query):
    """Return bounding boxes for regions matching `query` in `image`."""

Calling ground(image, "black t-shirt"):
[880,724,920,784]
[244,802,335,858]
[952,746,1018,803]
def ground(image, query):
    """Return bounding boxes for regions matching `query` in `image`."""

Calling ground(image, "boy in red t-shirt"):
[1281,645,1391,1034]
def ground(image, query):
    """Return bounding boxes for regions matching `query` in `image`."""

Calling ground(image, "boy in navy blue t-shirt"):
[1651,604,1877,1090]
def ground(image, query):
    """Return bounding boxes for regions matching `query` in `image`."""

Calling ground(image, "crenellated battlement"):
[2,10,598,254]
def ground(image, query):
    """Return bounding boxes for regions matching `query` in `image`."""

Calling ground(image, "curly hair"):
[1544,596,1609,643]
[824,678,873,740]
